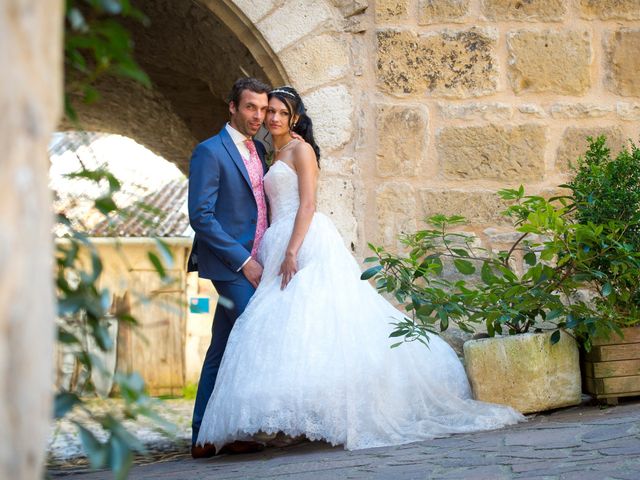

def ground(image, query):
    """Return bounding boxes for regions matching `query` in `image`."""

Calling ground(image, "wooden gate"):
[117,269,186,396]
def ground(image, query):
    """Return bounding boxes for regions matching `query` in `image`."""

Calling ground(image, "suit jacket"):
[187,127,268,281]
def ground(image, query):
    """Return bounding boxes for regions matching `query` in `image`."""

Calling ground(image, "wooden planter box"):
[582,327,640,405]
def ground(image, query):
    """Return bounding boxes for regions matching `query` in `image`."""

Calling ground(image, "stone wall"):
[1,1,62,478]
[369,0,640,253]
[229,0,640,257]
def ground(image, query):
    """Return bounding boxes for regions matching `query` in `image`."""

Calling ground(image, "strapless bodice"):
[264,161,300,224]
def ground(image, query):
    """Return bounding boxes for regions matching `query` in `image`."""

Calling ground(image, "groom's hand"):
[290,131,306,143]
[242,258,263,288]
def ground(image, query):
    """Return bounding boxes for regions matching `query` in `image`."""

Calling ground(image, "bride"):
[196,86,524,451]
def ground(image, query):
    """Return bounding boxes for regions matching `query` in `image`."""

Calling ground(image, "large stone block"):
[418,0,470,24]
[437,124,547,181]
[507,30,592,95]
[556,126,626,173]
[482,0,566,21]
[438,102,513,121]
[376,104,428,177]
[280,34,350,92]
[463,332,582,414]
[303,85,353,152]
[549,103,614,119]
[605,29,640,97]
[258,0,333,52]
[518,104,546,118]
[375,182,417,251]
[317,176,358,250]
[618,102,640,121]
[376,28,498,97]
[579,0,640,20]
[321,156,358,176]
[376,0,408,23]
[420,188,512,225]
[331,0,368,18]
[230,0,279,22]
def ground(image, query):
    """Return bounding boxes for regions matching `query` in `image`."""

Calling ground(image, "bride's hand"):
[279,253,298,290]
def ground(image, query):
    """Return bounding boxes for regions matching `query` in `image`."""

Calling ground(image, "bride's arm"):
[279,142,319,289]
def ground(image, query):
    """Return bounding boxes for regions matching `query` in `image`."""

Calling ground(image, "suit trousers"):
[191,275,255,444]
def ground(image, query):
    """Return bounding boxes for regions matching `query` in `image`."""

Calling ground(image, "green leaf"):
[54,392,81,419]
[486,318,495,337]
[546,309,563,321]
[154,238,174,269]
[99,0,124,15]
[390,342,403,349]
[67,8,87,31]
[83,85,100,104]
[451,248,470,258]
[58,328,80,345]
[107,436,133,480]
[602,282,612,296]
[76,424,108,469]
[360,265,382,280]
[217,295,234,310]
[389,329,408,338]
[147,252,167,279]
[480,262,496,285]
[453,259,476,275]
[550,330,561,345]
[523,251,537,266]
[95,196,118,215]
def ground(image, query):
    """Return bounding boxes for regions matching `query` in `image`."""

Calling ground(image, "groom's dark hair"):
[228,77,271,107]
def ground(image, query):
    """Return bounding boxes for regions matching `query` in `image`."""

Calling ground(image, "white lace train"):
[196,161,524,450]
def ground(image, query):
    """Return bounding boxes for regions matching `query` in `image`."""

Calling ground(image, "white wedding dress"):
[196,160,524,451]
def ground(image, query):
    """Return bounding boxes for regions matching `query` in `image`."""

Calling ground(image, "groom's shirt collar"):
[225,123,251,160]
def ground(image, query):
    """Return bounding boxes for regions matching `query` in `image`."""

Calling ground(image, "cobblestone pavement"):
[49,399,640,480]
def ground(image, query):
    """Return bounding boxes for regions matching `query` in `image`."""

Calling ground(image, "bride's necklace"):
[274,138,296,154]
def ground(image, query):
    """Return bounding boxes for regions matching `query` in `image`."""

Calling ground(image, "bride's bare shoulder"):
[292,141,317,165]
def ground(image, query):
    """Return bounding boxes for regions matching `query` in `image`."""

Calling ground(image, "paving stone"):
[433,464,511,479]
[504,428,583,448]
[495,449,570,460]
[599,441,640,456]
[581,424,636,443]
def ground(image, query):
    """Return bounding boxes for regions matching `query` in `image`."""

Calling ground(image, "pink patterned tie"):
[243,139,268,257]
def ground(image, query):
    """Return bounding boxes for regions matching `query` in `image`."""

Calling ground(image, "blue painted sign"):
[190,297,210,314]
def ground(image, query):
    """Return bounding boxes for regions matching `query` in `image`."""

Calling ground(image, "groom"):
[187,77,271,458]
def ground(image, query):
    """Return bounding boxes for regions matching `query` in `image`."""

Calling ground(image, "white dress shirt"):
[225,123,251,160]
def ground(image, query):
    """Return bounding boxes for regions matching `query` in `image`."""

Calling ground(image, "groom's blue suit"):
[187,126,268,444]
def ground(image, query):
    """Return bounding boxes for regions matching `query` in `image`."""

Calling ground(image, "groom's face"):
[229,89,269,138]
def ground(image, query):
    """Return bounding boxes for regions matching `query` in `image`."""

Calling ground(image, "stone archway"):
[61,0,361,249]
[61,0,290,172]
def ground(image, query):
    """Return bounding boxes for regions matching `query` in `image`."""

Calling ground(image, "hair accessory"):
[270,88,296,98]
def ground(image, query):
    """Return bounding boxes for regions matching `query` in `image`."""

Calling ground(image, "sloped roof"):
[89,178,190,237]
[50,132,192,238]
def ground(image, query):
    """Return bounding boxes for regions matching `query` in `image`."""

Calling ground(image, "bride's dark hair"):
[268,86,321,167]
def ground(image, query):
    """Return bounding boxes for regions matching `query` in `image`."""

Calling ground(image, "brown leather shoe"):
[191,443,217,459]
[218,440,265,455]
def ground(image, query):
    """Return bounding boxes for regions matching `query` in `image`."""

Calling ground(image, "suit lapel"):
[255,141,269,174]
[220,128,252,189]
